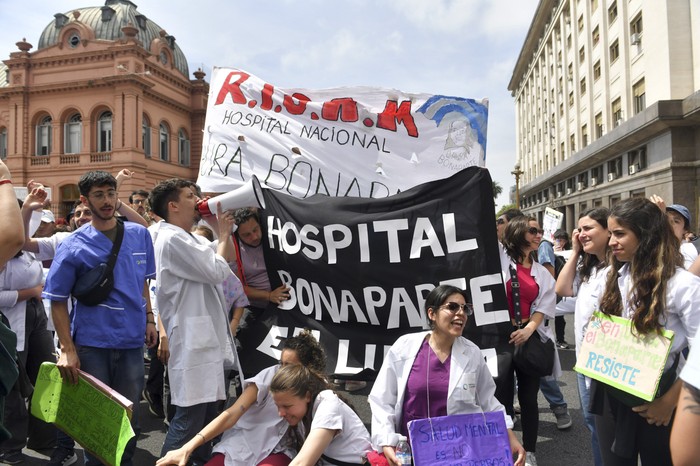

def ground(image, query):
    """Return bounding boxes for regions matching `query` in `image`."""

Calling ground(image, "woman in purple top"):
[369,285,525,466]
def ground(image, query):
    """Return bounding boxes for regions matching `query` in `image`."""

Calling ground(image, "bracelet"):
[196,432,206,443]
[146,320,156,325]
[0,179,11,186]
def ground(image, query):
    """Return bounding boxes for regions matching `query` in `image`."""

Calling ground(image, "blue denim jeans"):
[539,375,567,409]
[76,345,144,466]
[577,373,603,466]
[161,402,220,465]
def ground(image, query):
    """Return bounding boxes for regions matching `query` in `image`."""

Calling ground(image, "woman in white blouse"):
[593,198,700,464]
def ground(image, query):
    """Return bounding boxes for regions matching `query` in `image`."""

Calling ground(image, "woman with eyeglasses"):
[369,284,525,466]
[496,216,558,466]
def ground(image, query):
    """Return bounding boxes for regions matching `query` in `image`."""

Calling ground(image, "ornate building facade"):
[508,0,699,232]
[0,0,208,218]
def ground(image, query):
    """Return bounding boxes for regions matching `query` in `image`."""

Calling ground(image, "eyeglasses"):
[439,302,474,315]
[527,227,544,235]
[89,190,117,201]
[132,199,146,205]
[496,218,506,225]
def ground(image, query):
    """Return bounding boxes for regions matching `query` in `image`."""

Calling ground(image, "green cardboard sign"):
[30,362,134,466]
[575,311,674,402]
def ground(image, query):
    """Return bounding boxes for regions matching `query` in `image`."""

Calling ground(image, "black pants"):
[494,349,541,452]
[555,315,566,342]
[594,392,672,465]
[1,299,57,453]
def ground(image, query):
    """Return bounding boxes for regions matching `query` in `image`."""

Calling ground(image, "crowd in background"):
[0,159,699,466]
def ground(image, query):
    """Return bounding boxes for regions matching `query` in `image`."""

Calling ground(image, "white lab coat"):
[213,365,293,466]
[0,252,43,351]
[616,264,700,371]
[368,331,513,449]
[154,222,239,407]
[499,248,562,378]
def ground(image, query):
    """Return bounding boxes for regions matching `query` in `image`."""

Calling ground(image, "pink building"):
[0,0,208,218]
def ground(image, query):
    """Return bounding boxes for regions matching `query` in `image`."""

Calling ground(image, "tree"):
[492,181,503,199]
[497,203,517,217]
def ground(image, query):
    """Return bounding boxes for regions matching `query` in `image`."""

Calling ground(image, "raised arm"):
[0,160,24,266]
[555,229,582,297]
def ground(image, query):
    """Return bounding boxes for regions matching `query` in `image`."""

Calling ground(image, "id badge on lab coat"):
[454,372,477,403]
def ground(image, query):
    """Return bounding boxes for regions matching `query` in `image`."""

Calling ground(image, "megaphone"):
[197,175,266,217]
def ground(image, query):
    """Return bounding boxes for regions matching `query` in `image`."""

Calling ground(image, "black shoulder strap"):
[509,265,522,327]
[105,219,124,273]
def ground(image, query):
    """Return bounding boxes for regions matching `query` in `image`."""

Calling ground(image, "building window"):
[142,116,151,157]
[570,133,576,152]
[582,124,588,147]
[569,92,574,107]
[610,39,620,62]
[591,0,598,12]
[593,60,601,80]
[592,26,600,46]
[559,102,564,117]
[579,46,586,63]
[608,1,618,22]
[178,129,190,166]
[630,13,643,35]
[578,15,584,33]
[159,123,169,161]
[97,111,112,152]
[595,113,603,138]
[64,113,82,154]
[633,79,646,114]
[612,98,622,126]
[68,33,81,48]
[567,34,572,49]
[608,157,622,180]
[36,116,52,156]
[0,127,6,159]
[580,77,587,95]
[628,147,647,175]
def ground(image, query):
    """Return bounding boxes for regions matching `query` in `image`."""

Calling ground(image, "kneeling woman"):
[369,285,525,466]
[270,364,372,466]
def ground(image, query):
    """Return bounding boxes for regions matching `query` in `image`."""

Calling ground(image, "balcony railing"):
[29,152,113,167]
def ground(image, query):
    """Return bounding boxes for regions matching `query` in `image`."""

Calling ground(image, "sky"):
[0,0,539,210]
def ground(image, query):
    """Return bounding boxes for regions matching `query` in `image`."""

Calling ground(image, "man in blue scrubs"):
[43,170,157,466]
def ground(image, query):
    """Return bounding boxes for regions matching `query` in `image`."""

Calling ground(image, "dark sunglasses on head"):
[496,218,506,225]
[527,227,544,235]
[440,302,474,315]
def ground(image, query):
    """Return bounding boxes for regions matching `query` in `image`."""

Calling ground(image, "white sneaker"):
[525,451,538,466]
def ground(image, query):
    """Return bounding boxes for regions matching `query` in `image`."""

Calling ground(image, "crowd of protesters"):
[0,161,699,466]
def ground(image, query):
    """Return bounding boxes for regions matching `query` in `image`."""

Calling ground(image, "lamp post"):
[511,162,524,208]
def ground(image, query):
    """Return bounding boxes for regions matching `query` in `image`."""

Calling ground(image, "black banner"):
[237,167,512,378]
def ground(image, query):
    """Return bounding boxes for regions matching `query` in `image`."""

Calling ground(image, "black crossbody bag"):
[72,220,124,306]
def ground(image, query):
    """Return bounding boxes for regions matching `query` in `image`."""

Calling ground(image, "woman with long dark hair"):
[592,198,700,465]
[496,216,558,466]
[555,207,611,466]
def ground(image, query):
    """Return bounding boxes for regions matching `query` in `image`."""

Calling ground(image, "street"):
[21,313,593,465]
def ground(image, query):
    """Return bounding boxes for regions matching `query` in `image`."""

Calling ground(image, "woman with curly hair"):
[592,198,700,465]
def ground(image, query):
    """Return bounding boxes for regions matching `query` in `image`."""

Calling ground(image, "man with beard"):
[149,178,240,465]
[42,170,157,466]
